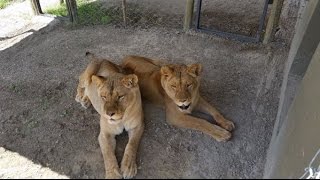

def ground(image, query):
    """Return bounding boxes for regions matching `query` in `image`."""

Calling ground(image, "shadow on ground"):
[0,15,289,178]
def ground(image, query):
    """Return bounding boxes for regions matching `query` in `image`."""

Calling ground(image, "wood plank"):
[30,0,43,15]
[263,0,284,44]
[184,0,194,30]
[66,0,78,23]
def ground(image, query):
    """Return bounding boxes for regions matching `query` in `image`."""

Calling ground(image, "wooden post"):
[184,0,194,30]
[30,0,43,15]
[71,0,78,23]
[66,0,73,22]
[263,0,284,44]
[122,0,127,26]
[66,0,78,23]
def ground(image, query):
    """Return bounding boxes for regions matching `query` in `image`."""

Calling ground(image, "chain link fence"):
[72,0,186,29]
[43,0,281,41]
[96,0,185,28]
[199,0,267,37]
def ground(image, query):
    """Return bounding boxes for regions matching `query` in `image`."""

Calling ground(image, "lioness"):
[75,52,144,179]
[122,56,234,142]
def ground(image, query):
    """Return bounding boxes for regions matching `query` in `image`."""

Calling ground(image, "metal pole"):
[122,0,127,26]
[195,0,202,29]
[256,0,271,41]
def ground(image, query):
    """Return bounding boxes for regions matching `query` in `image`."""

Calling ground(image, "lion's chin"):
[103,115,123,125]
[177,103,192,113]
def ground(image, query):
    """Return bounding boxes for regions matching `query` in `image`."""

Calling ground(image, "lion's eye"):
[187,84,193,88]
[118,95,125,101]
[171,85,176,89]
[101,96,107,101]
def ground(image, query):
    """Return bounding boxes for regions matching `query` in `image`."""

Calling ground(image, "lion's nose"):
[107,112,115,117]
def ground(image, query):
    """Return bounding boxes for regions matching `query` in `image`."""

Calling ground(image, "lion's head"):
[91,74,139,124]
[160,63,202,113]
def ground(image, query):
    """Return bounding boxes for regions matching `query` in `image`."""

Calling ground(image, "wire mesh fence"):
[64,0,186,29]
[102,0,185,29]
[198,0,267,37]
[42,0,276,41]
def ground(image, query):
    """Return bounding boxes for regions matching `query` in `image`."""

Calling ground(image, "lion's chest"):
[108,123,125,135]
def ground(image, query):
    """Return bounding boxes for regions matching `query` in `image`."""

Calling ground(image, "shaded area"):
[199,0,267,37]
[0,19,288,178]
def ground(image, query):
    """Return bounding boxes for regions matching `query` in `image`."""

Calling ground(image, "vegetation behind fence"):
[45,0,185,29]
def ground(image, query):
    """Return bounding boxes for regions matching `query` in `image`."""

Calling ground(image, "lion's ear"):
[187,63,202,77]
[161,65,174,78]
[121,74,138,88]
[91,75,105,88]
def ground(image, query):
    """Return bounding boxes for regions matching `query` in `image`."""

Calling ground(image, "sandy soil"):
[0,23,289,178]
[0,147,68,179]
[0,0,300,179]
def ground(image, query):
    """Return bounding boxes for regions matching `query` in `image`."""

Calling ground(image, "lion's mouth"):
[107,118,121,124]
[178,104,191,110]
[104,116,119,123]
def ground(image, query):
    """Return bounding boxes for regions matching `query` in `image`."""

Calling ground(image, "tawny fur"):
[122,55,235,142]
[75,52,144,179]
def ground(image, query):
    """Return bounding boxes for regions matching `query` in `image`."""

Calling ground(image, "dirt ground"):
[0,0,298,179]
[0,147,68,179]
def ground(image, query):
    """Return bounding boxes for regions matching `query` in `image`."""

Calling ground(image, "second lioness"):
[122,56,234,142]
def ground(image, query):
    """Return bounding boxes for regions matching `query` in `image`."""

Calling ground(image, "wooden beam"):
[71,0,78,23]
[66,0,73,22]
[30,0,43,15]
[184,0,194,30]
[66,0,78,23]
[263,0,284,44]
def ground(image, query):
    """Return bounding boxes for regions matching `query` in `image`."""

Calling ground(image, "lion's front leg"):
[166,107,231,142]
[121,123,144,179]
[196,96,235,131]
[98,132,122,179]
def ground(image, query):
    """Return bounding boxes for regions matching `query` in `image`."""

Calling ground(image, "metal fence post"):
[122,0,127,26]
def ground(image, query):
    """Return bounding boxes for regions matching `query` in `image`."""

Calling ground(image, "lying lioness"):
[75,52,144,179]
[122,56,234,142]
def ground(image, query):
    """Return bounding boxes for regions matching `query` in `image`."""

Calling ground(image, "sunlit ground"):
[0,0,58,50]
[0,1,66,177]
[0,147,68,178]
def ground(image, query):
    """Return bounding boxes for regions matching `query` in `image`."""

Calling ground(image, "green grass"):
[44,0,112,25]
[45,3,68,16]
[0,0,14,9]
